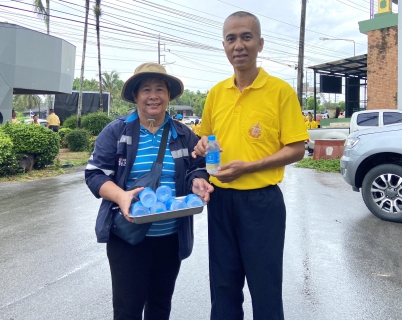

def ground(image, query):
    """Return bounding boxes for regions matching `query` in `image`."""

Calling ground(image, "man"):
[193,11,309,320]
[46,108,60,132]
[192,119,201,136]
[305,113,318,156]
[32,114,40,125]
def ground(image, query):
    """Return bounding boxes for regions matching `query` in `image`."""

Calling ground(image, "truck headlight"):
[344,137,360,150]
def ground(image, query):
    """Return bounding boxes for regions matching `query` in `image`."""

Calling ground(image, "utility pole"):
[297,0,307,107]
[158,34,161,64]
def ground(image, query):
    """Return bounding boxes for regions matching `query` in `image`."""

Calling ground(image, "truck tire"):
[361,164,402,223]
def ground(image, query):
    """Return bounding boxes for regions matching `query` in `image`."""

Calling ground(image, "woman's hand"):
[191,136,209,158]
[191,178,214,202]
[117,187,144,222]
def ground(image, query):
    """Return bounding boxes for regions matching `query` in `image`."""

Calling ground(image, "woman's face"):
[133,78,170,120]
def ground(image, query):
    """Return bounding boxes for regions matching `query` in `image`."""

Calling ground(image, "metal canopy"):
[308,54,367,79]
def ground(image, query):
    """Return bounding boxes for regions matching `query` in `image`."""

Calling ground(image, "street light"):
[319,37,356,56]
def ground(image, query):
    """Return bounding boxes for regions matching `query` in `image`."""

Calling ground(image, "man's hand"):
[212,160,249,183]
[192,136,209,158]
[191,178,214,202]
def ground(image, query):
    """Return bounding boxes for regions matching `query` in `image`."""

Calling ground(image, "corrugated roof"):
[308,54,367,79]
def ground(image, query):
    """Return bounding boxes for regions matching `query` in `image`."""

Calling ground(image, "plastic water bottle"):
[130,202,150,217]
[150,201,167,213]
[206,135,220,174]
[139,187,157,208]
[166,198,188,211]
[156,185,172,203]
[185,194,204,208]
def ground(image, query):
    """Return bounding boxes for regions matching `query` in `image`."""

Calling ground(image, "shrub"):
[65,129,90,152]
[59,128,73,148]
[62,115,78,130]
[88,135,97,154]
[81,112,114,136]
[0,131,20,176]
[2,122,60,169]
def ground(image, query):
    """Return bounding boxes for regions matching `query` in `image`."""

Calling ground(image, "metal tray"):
[129,196,205,224]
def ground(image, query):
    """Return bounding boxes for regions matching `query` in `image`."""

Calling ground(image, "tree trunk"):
[96,0,103,112]
[77,0,90,128]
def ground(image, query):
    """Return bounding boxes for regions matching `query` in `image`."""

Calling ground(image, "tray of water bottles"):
[128,186,205,224]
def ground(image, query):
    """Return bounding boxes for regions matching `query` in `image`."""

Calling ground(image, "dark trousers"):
[48,125,59,132]
[208,185,286,320]
[107,232,181,320]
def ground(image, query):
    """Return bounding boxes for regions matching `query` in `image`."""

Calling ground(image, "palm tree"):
[94,0,103,111]
[33,0,51,115]
[101,70,120,110]
[14,95,42,111]
[77,0,90,128]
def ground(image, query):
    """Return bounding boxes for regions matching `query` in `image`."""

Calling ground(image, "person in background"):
[85,62,213,320]
[176,114,183,122]
[32,115,40,125]
[305,113,318,156]
[46,108,60,132]
[193,11,309,320]
[192,119,201,136]
[11,109,19,124]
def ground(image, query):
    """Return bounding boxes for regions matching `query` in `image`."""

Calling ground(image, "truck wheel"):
[362,164,402,223]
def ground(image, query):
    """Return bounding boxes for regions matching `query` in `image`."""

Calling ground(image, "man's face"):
[222,16,264,72]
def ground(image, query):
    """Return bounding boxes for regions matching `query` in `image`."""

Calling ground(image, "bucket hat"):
[121,62,184,103]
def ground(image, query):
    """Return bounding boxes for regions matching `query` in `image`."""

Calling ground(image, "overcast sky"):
[0,0,398,94]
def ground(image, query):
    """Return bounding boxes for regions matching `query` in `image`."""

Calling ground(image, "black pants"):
[48,125,59,132]
[208,185,286,320]
[107,232,181,320]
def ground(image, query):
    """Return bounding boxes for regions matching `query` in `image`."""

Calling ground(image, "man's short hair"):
[224,11,261,38]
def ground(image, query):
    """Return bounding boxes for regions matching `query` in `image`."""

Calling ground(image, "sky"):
[0,0,398,96]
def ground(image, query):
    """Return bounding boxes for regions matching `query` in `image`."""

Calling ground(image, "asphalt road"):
[1,164,402,320]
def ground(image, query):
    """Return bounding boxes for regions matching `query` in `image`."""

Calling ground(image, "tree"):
[94,0,103,111]
[77,0,90,128]
[33,0,52,115]
[13,95,42,111]
[72,78,99,91]
[101,70,120,110]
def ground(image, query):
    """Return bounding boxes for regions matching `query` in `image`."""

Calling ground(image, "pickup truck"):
[340,124,402,222]
[307,109,402,150]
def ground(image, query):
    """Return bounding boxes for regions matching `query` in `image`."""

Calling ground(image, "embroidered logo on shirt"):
[118,158,126,167]
[248,121,262,138]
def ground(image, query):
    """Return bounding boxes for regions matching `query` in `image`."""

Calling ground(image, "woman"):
[85,62,213,319]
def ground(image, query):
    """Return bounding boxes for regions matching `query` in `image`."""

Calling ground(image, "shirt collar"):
[224,67,269,90]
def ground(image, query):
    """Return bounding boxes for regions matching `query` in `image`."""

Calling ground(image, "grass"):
[0,150,90,183]
[294,157,341,173]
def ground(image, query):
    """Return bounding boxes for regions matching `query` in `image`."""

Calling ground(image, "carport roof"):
[308,54,367,79]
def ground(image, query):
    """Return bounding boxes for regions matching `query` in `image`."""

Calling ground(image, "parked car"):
[24,118,47,126]
[308,109,402,150]
[340,123,402,222]
[183,116,200,125]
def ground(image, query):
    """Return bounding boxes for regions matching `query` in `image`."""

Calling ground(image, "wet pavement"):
[1,164,402,319]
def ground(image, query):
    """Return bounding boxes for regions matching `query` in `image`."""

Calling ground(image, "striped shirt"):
[126,119,178,236]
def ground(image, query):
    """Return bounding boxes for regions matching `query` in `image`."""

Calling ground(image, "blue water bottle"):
[151,201,167,213]
[185,194,204,207]
[206,135,220,174]
[139,187,157,208]
[130,202,150,216]
[156,185,172,203]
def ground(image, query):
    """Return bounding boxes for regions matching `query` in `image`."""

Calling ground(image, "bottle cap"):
[208,135,216,141]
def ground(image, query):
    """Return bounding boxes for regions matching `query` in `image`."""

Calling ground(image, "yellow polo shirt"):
[47,113,60,126]
[305,120,318,129]
[199,68,309,190]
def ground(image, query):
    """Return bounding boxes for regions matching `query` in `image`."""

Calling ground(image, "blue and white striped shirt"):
[126,119,178,236]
